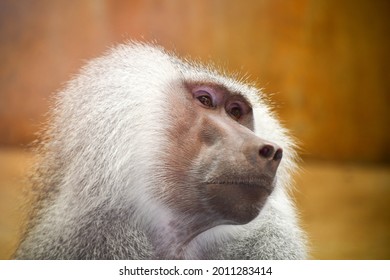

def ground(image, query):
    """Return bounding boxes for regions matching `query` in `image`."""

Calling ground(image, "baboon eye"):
[198,95,213,107]
[229,106,242,120]
[195,91,215,108]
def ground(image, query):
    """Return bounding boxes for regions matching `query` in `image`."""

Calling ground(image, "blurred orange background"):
[0,0,389,259]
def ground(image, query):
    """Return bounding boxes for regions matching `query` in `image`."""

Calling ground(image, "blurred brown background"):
[0,0,389,259]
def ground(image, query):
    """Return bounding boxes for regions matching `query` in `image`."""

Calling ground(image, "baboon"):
[15,42,307,259]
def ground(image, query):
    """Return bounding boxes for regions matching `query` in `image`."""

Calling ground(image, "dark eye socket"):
[197,95,214,108]
[228,104,243,120]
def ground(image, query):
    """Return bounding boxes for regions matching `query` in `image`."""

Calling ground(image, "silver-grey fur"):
[15,42,307,260]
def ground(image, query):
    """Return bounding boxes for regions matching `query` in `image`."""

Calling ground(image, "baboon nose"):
[259,144,283,162]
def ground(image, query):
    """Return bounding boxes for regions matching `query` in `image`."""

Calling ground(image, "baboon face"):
[160,81,283,226]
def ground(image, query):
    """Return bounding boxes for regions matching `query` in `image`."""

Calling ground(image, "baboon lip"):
[206,182,259,187]
[206,181,274,193]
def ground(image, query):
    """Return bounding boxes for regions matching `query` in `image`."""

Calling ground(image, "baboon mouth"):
[206,181,274,194]
[207,182,260,186]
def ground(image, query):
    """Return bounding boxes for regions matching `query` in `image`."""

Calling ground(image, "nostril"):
[273,148,283,161]
[259,145,275,159]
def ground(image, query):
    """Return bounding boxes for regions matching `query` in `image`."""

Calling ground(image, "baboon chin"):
[14,42,307,260]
